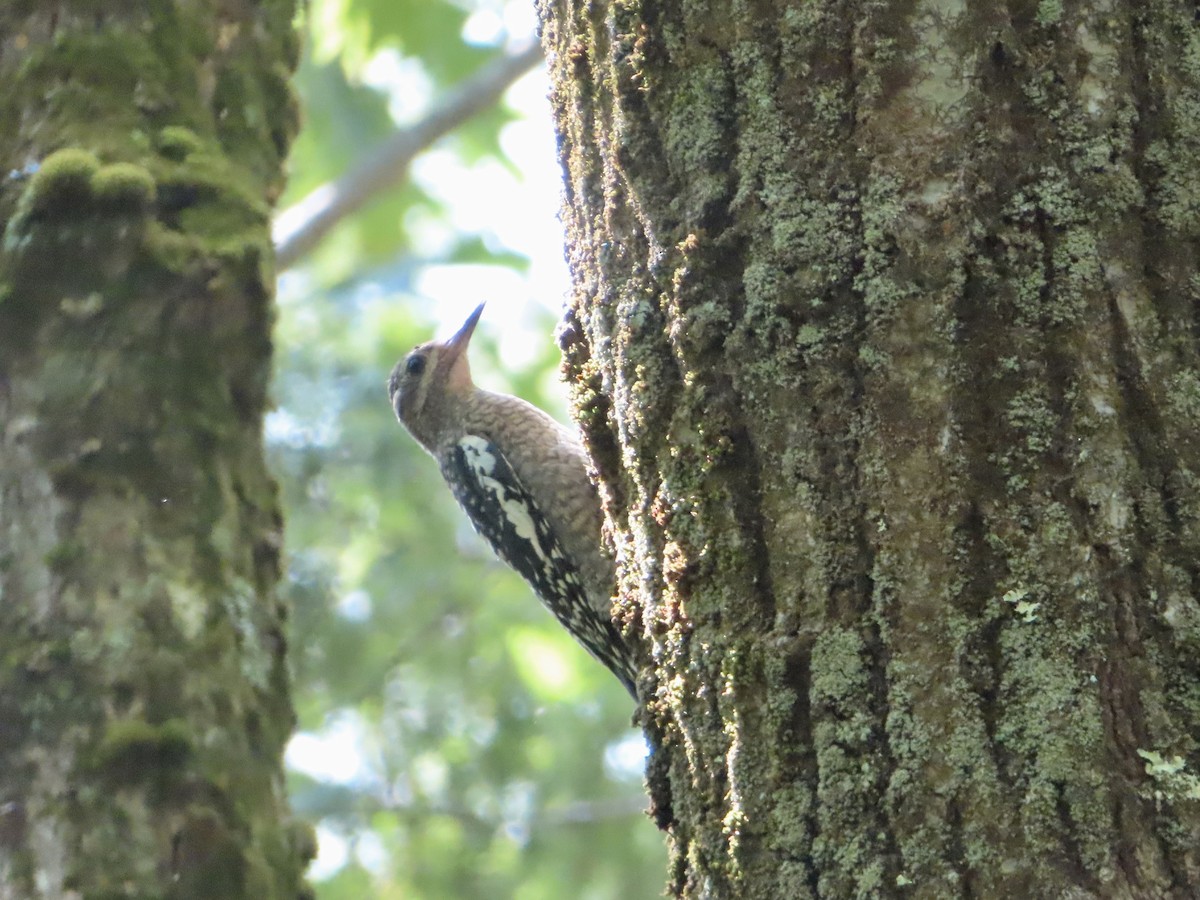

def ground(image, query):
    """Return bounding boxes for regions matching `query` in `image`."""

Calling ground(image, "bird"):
[387,304,636,696]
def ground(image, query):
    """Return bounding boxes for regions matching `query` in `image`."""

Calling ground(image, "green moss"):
[90,717,193,776]
[244,848,274,897]
[25,148,100,212]
[173,807,247,898]
[44,540,87,573]
[158,125,205,161]
[288,819,318,865]
[91,162,156,211]
[144,224,204,275]
[1166,370,1200,424]
[1036,0,1064,25]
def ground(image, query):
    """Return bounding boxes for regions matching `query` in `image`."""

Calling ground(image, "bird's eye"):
[405,354,426,376]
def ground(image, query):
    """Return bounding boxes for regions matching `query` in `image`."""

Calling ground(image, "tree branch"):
[274,41,544,270]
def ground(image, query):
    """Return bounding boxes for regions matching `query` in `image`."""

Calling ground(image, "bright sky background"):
[409,62,575,378]
[273,42,575,391]
[361,0,572,374]
[279,27,647,877]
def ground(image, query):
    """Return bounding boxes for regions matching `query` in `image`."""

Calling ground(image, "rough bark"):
[0,3,310,897]
[537,1,1200,897]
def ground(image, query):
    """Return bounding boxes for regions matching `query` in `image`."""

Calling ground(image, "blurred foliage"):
[272,1,666,897]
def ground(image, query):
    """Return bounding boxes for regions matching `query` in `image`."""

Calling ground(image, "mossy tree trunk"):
[538,1,1200,897]
[0,3,310,897]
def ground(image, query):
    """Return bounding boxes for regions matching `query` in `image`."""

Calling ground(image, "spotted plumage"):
[388,305,636,696]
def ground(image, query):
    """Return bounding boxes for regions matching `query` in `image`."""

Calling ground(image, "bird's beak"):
[445,303,484,358]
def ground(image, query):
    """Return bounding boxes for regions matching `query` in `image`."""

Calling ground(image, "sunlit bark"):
[539,2,1200,896]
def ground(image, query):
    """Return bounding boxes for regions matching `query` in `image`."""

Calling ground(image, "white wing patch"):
[442,434,634,695]
[458,435,554,570]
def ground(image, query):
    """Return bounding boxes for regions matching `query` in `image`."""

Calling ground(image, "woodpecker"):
[388,304,636,696]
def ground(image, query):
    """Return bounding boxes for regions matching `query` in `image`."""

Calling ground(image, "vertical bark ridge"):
[540,0,1200,896]
[0,2,307,896]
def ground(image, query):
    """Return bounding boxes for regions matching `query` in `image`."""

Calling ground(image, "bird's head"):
[388,303,483,450]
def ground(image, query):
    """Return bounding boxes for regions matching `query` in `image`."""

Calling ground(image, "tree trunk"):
[0,3,310,897]
[538,1,1200,897]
